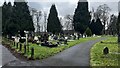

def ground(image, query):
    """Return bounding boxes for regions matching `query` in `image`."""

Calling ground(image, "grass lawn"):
[3,37,100,60]
[90,36,119,66]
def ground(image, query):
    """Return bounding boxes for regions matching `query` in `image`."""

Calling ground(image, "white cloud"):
[0,0,119,16]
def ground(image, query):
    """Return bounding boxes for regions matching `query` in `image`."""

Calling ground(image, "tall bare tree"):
[95,4,111,34]
[64,14,73,30]
[44,12,47,32]
[30,8,42,33]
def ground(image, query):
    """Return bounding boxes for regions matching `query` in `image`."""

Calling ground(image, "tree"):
[107,14,117,35]
[117,12,120,43]
[2,2,15,37]
[36,11,42,33]
[84,27,92,37]
[47,4,62,34]
[95,4,111,34]
[73,0,91,34]
[89,18,103,35]
[0,7,2,36]
[2,2,8,36]
[64,14,73,30]
[44,12,47,32]
[89,19,95,34]
[95,18,103,35]
[13,0,35,36]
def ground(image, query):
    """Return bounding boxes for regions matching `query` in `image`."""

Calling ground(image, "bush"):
[84,27,92,37]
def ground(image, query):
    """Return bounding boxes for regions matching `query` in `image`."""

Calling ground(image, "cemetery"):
[2,32,99,60]
[1,0,120,67]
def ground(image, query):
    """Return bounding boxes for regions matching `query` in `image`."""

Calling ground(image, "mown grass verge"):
[90,36,119,66]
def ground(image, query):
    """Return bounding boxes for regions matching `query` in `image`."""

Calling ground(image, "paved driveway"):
[0,44,18,66]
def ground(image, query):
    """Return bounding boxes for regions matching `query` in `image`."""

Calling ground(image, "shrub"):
[84,27,92,37]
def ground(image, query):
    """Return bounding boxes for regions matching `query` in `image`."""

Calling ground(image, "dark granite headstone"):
[103,47,109,55]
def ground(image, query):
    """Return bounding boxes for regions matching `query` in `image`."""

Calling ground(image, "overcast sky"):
[0,0,119,16]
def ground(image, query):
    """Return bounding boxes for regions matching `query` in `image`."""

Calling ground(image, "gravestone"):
[73,35,76,40]
[64,40,68,45]
[41,40,58,47]
[53,35,58,40]
[28,36,33,42]
[103,47,109,55]
[41,40,49,46]
[41,33,49,42]
[83,35,85,38]
[93,34,96,37]
[70,35,74,40]
[49,35,53,40]
[64,36,68,45]
[43,33,49,41]
[59,37,64,44]
[67,35,71,40]
[80,34,82,38]
[15,36,20,43]
[65,36,68,40]
[34,36,38,41]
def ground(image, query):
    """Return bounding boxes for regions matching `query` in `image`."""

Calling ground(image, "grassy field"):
[3,37,100,60]
[90,36,119,66]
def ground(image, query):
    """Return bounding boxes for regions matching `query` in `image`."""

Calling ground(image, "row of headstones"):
[14,33,89,43]
[33,33,88,41]
[13,42,34,59]
[12,32,97,44]
[31,33,89,47]
[12,33,94,47]
[48,33,83,41]
[48,33,85,45]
